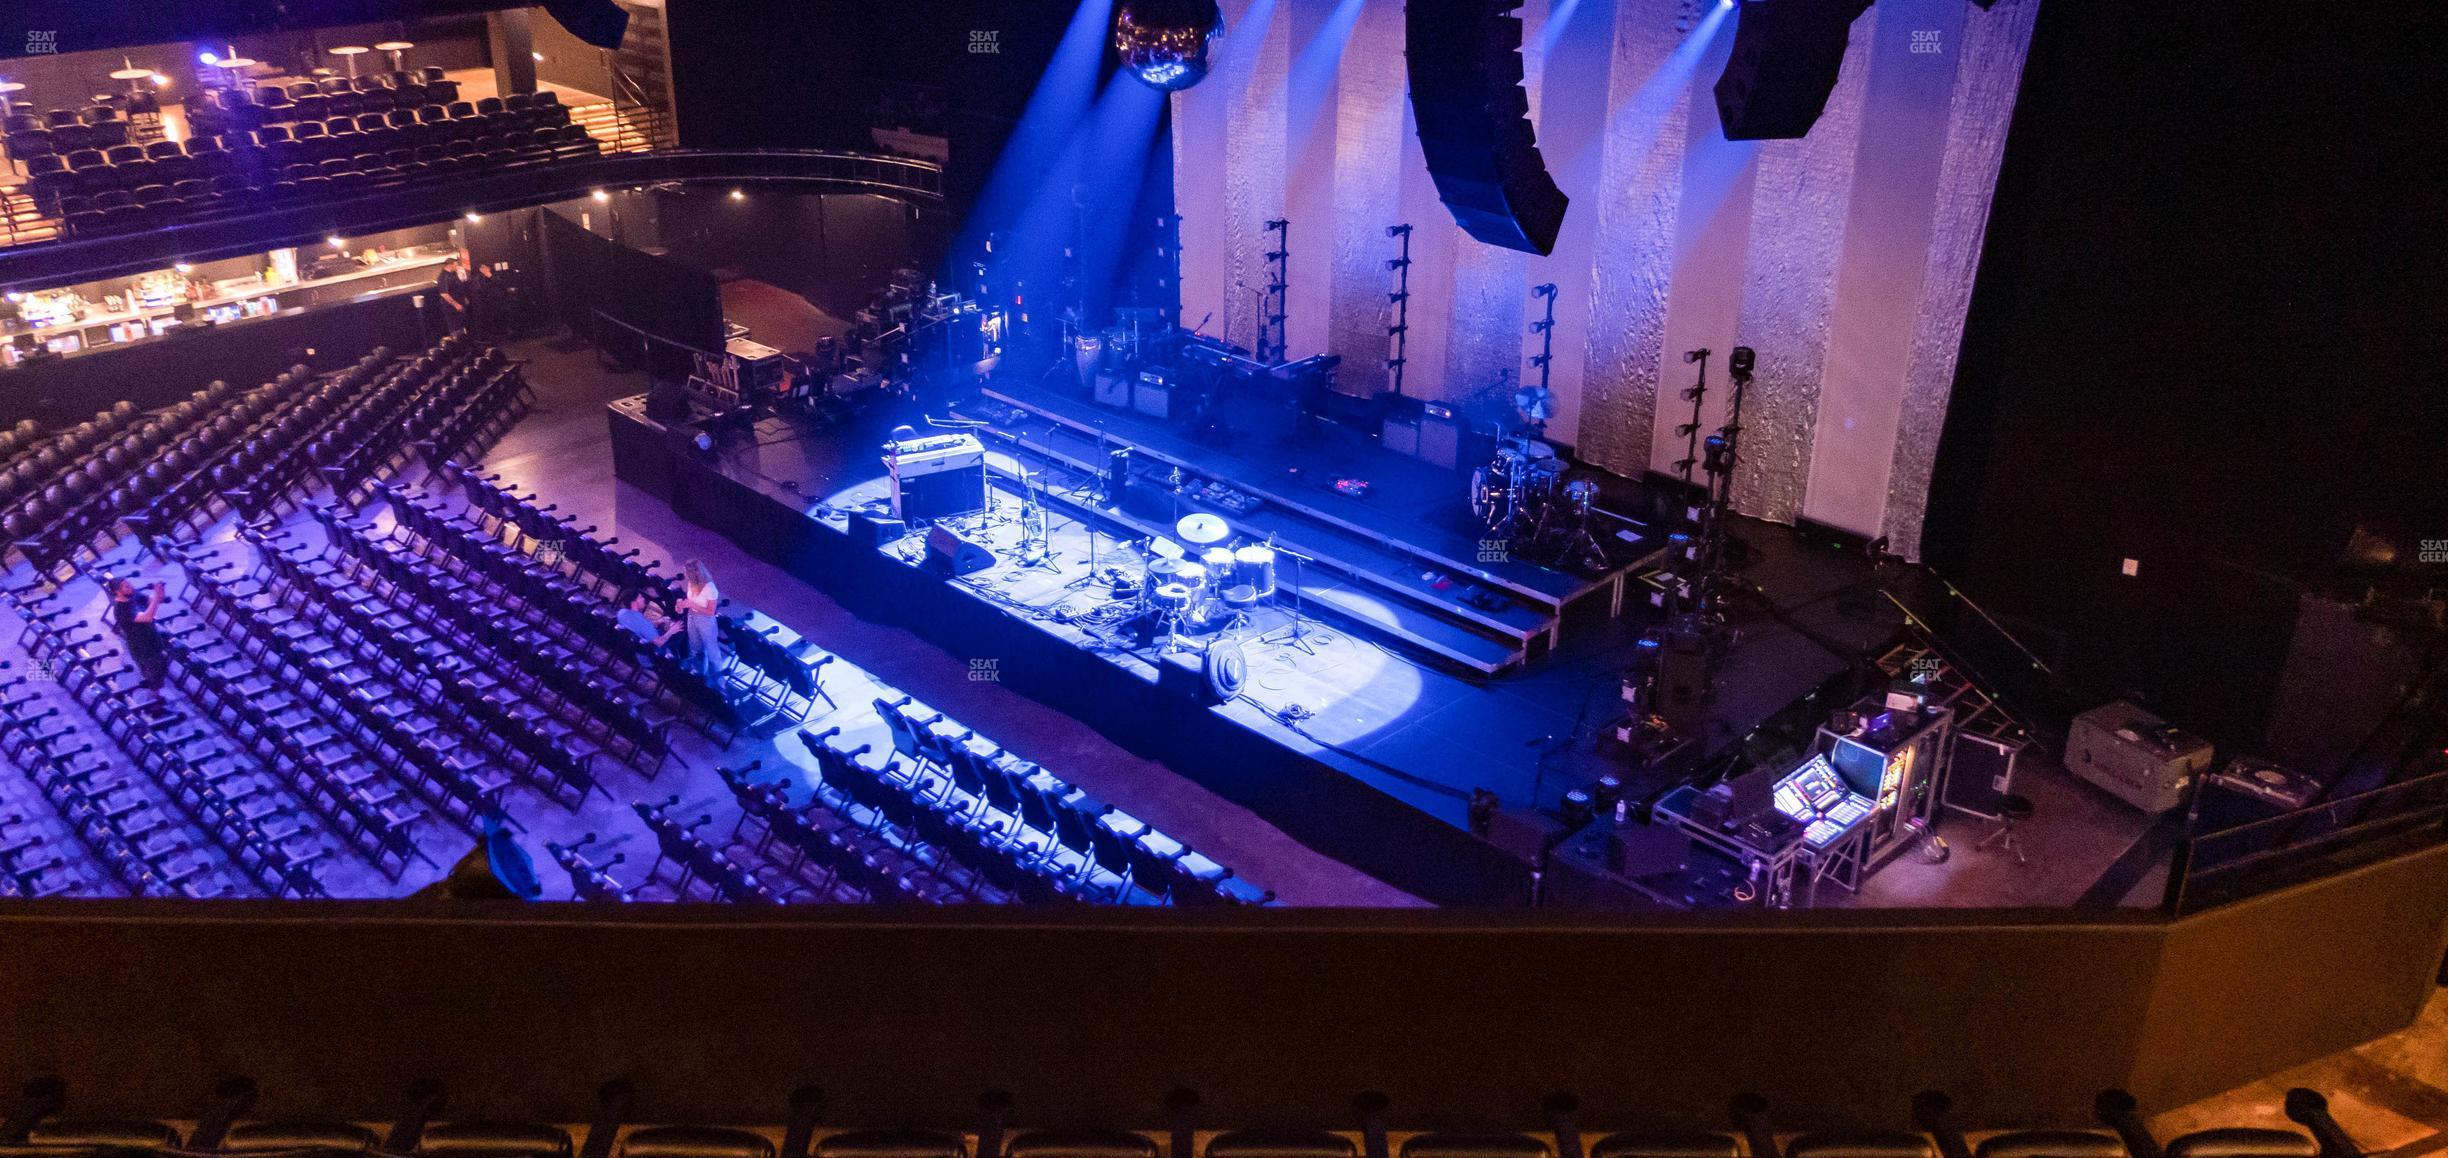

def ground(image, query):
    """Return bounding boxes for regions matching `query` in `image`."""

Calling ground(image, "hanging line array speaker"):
[1404,0,1569,255]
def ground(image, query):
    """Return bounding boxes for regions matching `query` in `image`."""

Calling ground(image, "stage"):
[607,377,1915,907]
[978,376,1672,672]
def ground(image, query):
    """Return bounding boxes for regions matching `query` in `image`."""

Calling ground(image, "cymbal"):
[1176,513,1231,545]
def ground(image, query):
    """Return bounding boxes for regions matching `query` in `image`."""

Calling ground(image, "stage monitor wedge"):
[1713,0,1875,141]
[1404,0,1570,255]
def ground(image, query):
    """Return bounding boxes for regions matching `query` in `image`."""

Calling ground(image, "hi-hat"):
[1176,513,1231,545]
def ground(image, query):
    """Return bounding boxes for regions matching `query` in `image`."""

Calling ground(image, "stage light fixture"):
[326,235,344,248]
[591,189,609,202]
[465,212,481,223]
[1729,345,1755,374]
[1116,0,1224,92]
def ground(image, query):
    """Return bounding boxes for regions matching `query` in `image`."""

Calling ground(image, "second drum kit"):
[1469,435,1609,570]
[1136,512,1282,650]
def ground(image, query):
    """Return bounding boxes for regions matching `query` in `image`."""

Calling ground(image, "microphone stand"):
[1258,538,1322,656]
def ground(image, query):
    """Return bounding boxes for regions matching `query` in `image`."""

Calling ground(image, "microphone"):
[1684,347,1711,363]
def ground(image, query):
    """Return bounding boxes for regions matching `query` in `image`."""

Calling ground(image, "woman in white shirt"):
[678,559,725,677]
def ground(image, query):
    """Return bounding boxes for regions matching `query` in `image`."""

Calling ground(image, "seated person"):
[615,590,684,656]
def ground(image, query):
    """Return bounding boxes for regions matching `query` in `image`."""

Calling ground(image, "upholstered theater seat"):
[17,1119,184,1152]
[621,1126,776,1158]
[1973,1132,2125,1158]
[1401,1136,1552,1158]
[815,1130,967,1158]
[1007,1132,1157,1158]
[2162,1131,2316,1158]
[1206,1130,1356,1158]
[221,1121,380,1152]
[1590,1133,1744,1158]
[1786,1135,1935,1158]
[421,1122,576,1158]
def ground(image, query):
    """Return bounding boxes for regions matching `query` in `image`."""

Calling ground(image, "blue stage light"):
[1115,0,1223,92]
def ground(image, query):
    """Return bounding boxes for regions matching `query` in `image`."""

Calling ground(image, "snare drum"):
[1232,545,1277,598]
[1150,583,1193,616]
[1173,560,1209,596]
[1563,478,1599,512]
[1146,556,1193,599]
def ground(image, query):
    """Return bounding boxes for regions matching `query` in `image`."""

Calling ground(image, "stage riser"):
[608,405,1556,906]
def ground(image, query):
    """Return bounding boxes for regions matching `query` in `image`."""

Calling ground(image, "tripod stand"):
[1258,540,1323,657]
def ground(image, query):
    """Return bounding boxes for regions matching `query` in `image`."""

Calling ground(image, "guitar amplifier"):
[2068,700,2212,815]
[1133,371,1175,420]
[1416,404,1463,469]
[1093,371,1132,408]
[886,433,987,522]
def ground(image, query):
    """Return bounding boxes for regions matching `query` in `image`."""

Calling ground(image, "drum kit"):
[1137,511,1289,652]
[1469,434,1608,568]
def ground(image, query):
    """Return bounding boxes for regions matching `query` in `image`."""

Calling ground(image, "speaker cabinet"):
[1713,0,1872,140]
[1657,637,1713,736]
[1405,0,1569,254]
[923,525,996,577]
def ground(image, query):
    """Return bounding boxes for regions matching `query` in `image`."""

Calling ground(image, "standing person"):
[433,254,470,334]
[678,560,725,678]
[108,578,170,689]
[470,260,507,340]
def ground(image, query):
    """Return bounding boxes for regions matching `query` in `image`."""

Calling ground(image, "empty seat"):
[816,1132,966,1158]
[1589,1136,1741,1158]
[221,1121,381,1152]
[420,1123,575,1158]
[2162,1132,2316,1158]
[1400,1139,1550,1158]
[1973,1134,2125,1158]
[1785,1136,1934,1158]
[1007,1132,1157,1158]
[1207,1132,1355,1158]
[621,1127,774,1158]
[21,1120,184,1152]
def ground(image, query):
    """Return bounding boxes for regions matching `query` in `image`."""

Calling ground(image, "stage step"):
[965,400,1548,673]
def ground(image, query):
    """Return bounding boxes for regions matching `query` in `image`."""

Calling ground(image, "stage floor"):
[605,357,2156,908]
[979,377,1669,672]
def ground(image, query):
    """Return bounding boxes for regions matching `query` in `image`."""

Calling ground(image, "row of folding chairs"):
[322,502,678,777]
[857,694,1269,906]
[716,759,976,905]
[0,636,228,898]
[146,594,431,880]
[257,524,609,812]
[450,461,678,600]
[631,796,790,904]
[379,482,735,753]
[172,543,512,837]
[313,338,507,507]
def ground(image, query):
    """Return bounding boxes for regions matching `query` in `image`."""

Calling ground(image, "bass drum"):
[1470,465,1513,528]
[1203,638,1248,703]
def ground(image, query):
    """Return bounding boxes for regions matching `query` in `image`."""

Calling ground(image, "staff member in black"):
[108,578,170,689]
[434,254,471,334]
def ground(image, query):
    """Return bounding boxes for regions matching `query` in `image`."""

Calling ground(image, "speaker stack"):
[1713,0,1874,140]
[1404,0,1569,255]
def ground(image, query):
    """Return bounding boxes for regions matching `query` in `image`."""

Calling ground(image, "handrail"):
[2164,768,2448,914]
[0,149,947,289]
